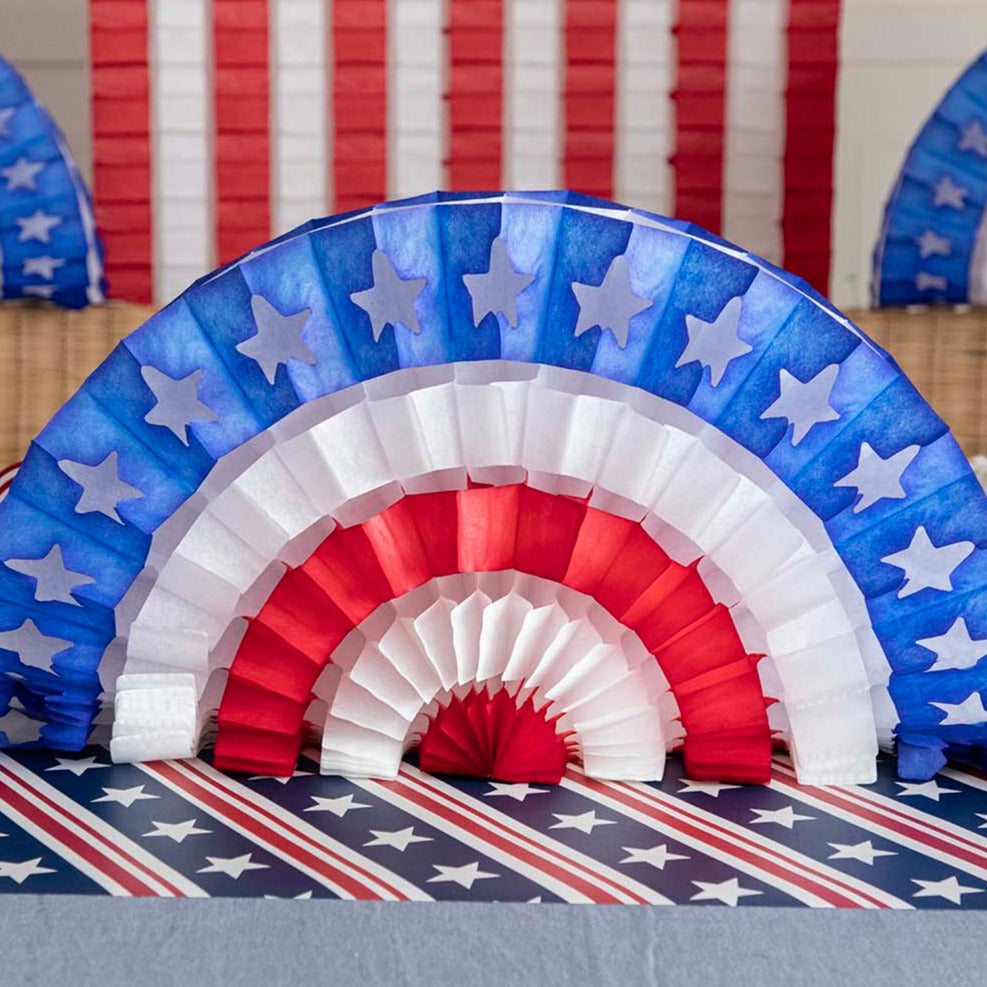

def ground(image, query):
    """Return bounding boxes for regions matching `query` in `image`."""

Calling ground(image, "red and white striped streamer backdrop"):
[89,0,842,306]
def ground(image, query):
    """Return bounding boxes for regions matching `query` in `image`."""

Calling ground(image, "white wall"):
[832,0,987,308]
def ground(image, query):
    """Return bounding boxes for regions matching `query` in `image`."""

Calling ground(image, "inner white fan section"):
[109,362,893,784]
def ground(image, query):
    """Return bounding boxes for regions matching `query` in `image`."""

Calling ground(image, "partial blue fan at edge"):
[0,190,985,782]
[873,50,987,307]
[0,53,105,308]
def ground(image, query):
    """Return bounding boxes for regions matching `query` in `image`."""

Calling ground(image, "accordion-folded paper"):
[1,191,986,787]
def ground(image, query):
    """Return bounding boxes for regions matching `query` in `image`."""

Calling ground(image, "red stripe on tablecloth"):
[332,0,388,212]
[213,0,271,264]
[782,0,842,294]
[88,0,153,302]
[447,0,503,190]
[672,0,729,233]
[563,0,616,198]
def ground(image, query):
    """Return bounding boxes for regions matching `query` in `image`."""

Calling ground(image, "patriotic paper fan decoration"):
[873,49,987,306]
[0,53,105,307]
[1,191,986,789]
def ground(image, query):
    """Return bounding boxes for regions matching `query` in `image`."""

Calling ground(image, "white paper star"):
[675,296,751,386]
[933,175,969,209]
[917,618,987,672]
[462,237,534,329]
[750,806,815,829]
[880,526,974,598]
[197,853,270,879]
[22,285,55,299]
[827,841,896,866]
[959,120,987,157]
[304,794,371,818]
[142,819,213,843]
[912,875,983,904]
[834,442,920,512]
[58,451,143,523]
[548,810,616,835]
[571,254,651,349]
[915,272,948,292]
[427,861,499,890]
[0,107,15,138]
[0,857,55,884]
[1,157,44,192]
[350,249,426,341]
[5,545,94,605]
[22,255,65,280]
[46,755,109,777]
[141,366,219,444]
[760,364,840,445]
[483,782,549,802]
[895,779,960,802]
[92,785,160,808]
[932,691,987,726]
[236,295,315,385]
[690,877,762,906]
[15,209,61,243]
[915,230,952,259]
[678,779,741,797]
[619,844,689,869]
[363,827,433,852]
[0,707,43,743]
[0,620,72,672]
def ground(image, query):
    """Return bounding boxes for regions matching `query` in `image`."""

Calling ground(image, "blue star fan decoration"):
[0,52,106,308]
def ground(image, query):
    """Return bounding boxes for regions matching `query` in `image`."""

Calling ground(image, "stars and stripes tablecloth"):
[1,747,986,907]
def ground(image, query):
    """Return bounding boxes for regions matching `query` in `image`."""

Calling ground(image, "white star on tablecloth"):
[959,120,987,157]
[0,620,72,672]
[0,857,55,884]
[933,175,969,209]
[248,769,313,785]
[549,810,616,835]
[46,755,109,777]
[141,366,219,444]
[677,780,741,798]
[912,875,983,904]
[350,249,426,341]
[92,785,159,808]
[834,441,919,512]
[22,255,65,280]
[143,819,213,843]
[917,618,987,672]
[16,209,61,243]
[977,814,987,830]
[263,891,313,900]
[304,793,371,818]
[363,827,433,852]
[483,782,549,802]
[690,877,762,906]
[895,779,959,802]
[0,707,43,743]
[58,451,143,523]
[881,526,974,598]
[462,237,534,329]
[197,853,270,879]
[0,107,15,138]
[915,230,952,259]
[932,692,987,726]
[760,364,840,445]
[827,841,896,865]
[675,296,750,386]
[571,254,651,349]
[1,156,44,192]
[236,295,315,385]
[619,844,689,870]
[427,861,499,890]
[750,806,815,829]
[5,545,94,605]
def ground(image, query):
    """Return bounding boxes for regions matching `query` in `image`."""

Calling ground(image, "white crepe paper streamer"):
[110,673,200,763]
[112,363,890,783]
[317,574,671,781]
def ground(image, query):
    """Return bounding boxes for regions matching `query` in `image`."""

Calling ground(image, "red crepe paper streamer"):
[215,484,771,784]
[418,688,573,784]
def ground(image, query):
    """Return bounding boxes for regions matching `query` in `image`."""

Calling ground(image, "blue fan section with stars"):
[0,52,105,308]
[0,191,985,780]
[873,48,987,306]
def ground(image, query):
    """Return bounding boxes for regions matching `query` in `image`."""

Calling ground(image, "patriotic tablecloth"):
[0,748,985,907]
